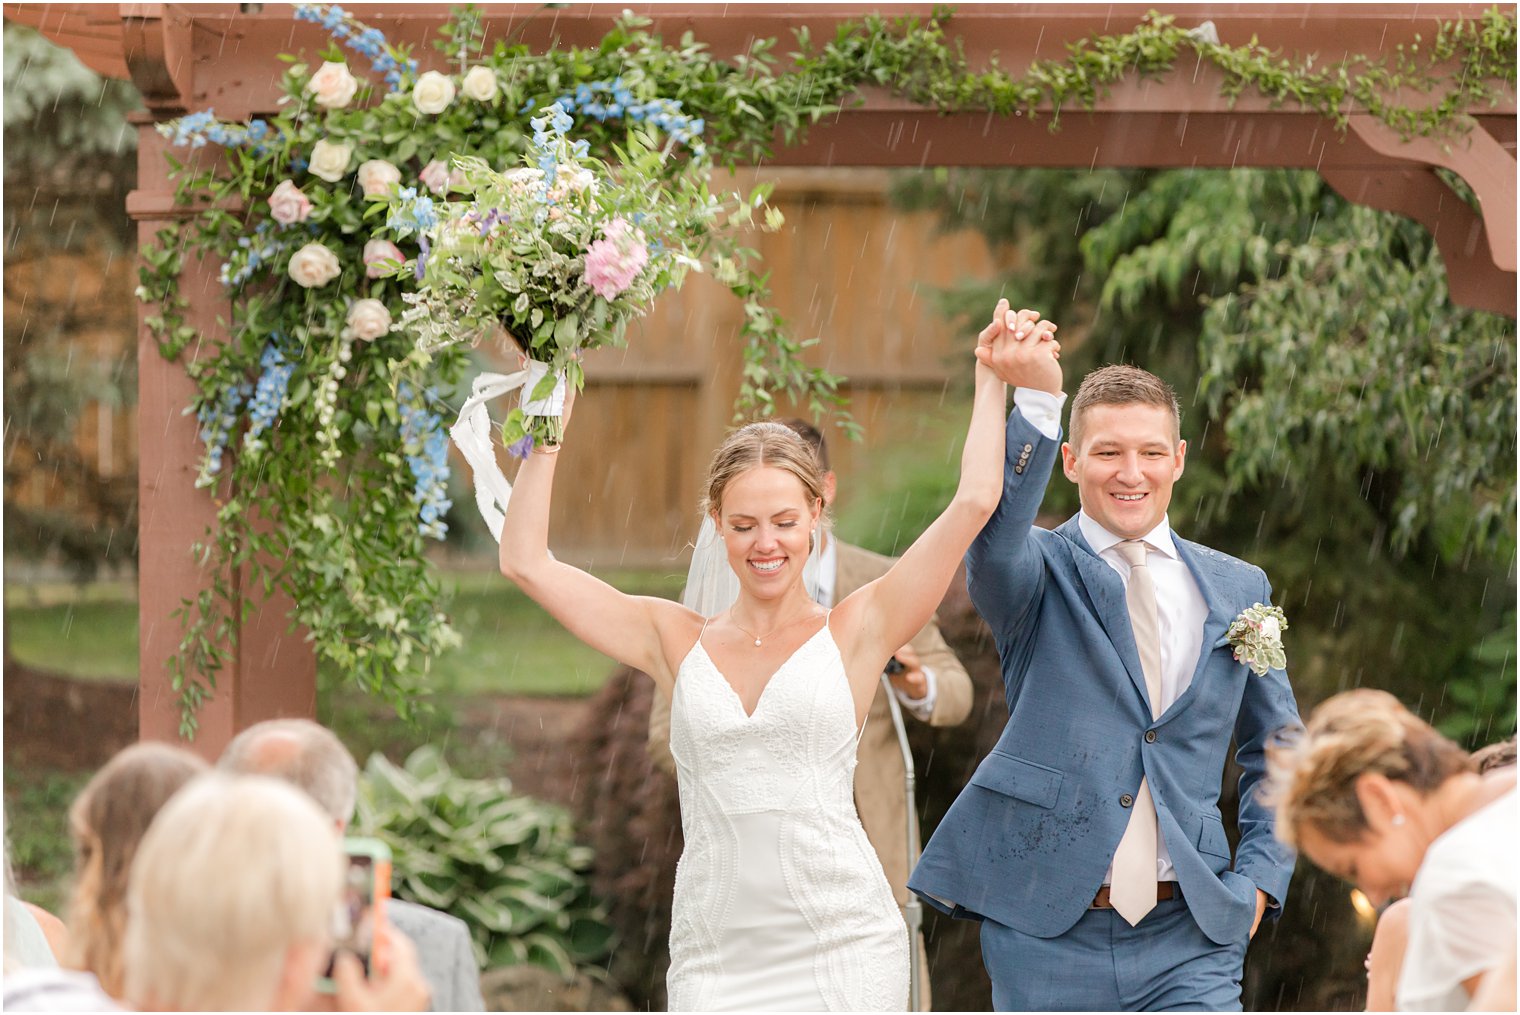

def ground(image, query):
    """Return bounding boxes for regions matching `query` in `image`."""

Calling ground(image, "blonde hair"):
[66,742,207,996]
[1266,689,1471,849]
[121,773,344,1011]
[702,421,826,519]
[1069,364,1181,450]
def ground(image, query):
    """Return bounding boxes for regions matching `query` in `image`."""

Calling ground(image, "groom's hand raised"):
[975,303,1062,395]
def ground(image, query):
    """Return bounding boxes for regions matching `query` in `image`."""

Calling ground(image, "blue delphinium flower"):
[243,342,296,452]
[195,379,253,487]
[553,81,707,158]
[219,221,285,289]
[506,435,535,459]
[396,383,452,540]
[159,111,280,155]
[294,3,417,91]
[386,187,438,238]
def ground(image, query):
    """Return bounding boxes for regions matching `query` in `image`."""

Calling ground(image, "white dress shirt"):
[1083,514,1207,883]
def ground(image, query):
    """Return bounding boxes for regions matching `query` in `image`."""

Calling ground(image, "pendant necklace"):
[730,606,815,647]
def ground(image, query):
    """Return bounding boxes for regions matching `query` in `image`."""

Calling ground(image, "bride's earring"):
[809,527,817,551]
[1391,814,1406,827]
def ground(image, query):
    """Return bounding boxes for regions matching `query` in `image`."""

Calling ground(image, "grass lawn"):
[4,567,683,696]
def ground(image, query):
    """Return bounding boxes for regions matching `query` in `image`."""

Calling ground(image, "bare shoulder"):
[652,600,709,678]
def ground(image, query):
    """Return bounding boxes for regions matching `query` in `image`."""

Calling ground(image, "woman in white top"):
[1268,688,1517,1011]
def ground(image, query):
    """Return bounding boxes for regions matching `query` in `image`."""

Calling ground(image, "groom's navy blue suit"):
[909,408,1300,1010]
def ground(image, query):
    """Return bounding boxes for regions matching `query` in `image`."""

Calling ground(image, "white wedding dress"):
[666,618,909,1012]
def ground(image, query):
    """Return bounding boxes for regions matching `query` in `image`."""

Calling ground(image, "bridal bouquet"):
[384,102,746,453]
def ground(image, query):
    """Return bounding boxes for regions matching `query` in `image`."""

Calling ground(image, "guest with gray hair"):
[220,719,484,1012]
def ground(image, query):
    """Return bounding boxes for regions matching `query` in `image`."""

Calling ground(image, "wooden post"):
[124,7,315,759]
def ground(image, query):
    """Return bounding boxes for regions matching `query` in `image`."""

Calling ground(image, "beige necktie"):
[1110,539,1162,926]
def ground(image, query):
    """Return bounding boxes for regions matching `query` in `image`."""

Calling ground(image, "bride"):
[497,300,1058,1011]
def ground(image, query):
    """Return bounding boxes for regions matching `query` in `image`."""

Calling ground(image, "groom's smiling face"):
[1061,402,1186,540]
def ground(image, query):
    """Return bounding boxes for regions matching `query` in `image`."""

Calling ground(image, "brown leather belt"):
[1091,882,1179,910]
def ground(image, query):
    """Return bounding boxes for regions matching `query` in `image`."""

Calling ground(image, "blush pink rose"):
[267,179,313,224]
[583,217,650,300]
[362,238,405,279]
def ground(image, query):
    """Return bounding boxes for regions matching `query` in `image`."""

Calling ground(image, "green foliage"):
[2,766,90,916]
[1201,204,1516,562]
[353,746,613,976]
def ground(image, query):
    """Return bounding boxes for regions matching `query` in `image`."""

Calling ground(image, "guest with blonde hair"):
[1269,690,1516,1011]
[1362,733,1517,1011]
[120,772,428,1011]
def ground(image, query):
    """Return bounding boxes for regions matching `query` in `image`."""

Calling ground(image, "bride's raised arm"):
[497,395,695,694]
[834,300,1061,675]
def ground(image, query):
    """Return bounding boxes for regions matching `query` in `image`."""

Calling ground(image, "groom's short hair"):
[1068,365,1181,450]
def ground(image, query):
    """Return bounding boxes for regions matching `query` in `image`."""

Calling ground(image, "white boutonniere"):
[1225,603,1289,675]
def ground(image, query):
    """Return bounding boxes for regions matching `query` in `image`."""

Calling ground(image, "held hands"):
[974,298,1062,395]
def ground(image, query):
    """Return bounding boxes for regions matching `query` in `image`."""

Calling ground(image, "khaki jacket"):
[647,538,973,906]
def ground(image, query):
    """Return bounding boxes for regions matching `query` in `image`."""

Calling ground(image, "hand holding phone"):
[333,923,431,1012]
[317,838,392,994]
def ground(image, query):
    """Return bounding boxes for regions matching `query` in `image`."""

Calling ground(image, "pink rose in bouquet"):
[363,238,405,278]
[584,218,649,300]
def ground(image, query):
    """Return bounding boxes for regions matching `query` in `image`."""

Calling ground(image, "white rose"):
[346,298,392,341]
[1259,617,1281,642]
[461,66,499,102]
[287,242,342,288]
[411,71,456,115]
[356,159,402,197]
[308,138,353,183]
[307,61,359,109]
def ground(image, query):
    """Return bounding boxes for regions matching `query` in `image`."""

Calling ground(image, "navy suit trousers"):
[979,893,1248,1012]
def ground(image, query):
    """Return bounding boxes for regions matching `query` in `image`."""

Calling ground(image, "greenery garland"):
[140,4,1515,735]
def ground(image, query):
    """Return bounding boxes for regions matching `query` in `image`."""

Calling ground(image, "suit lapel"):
[1055,516,1153,711]
[1160,537,1236,722]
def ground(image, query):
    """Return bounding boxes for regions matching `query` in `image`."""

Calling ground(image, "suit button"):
[1145,730,1157,743]
[1120,793,1134,808]
[1023,443,1033,452]
[1014,465,1025,475]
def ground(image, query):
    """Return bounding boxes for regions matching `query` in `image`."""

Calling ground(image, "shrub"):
[354,745,613,976]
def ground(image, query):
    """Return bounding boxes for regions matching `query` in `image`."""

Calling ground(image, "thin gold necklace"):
[729,605,818,647]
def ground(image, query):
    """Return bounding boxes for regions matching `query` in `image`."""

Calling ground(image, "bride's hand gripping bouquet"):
[381,101,725,453]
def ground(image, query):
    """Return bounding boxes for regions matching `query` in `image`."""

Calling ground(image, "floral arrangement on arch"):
[145,3,823,735]
[385,101,776,452]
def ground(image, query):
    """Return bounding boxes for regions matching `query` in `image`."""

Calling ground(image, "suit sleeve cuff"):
[1013,388,1066,441]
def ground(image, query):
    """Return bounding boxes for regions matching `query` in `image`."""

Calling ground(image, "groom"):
[909,307,1301,1010]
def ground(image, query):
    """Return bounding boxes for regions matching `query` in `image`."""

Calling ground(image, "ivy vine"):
[140,4,1515,735]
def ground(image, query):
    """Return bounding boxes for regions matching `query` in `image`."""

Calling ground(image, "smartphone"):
[315,837,392,993]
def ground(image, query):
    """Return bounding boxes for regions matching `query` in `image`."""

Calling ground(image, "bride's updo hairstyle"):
[703,421,826,518]
[1266,689,1471,849]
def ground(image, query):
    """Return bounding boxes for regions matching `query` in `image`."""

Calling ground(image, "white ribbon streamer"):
[448,369,528,544]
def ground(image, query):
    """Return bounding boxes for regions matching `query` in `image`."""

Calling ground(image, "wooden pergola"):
[6,3,1515,756]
